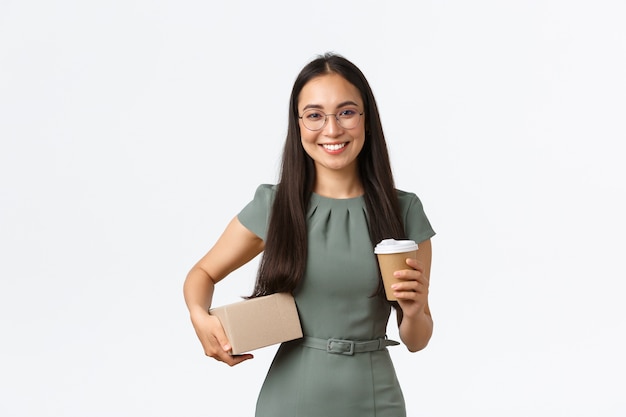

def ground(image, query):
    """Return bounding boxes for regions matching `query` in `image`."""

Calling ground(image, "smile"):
[322,143,347,151]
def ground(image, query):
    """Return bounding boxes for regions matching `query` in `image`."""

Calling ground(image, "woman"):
[183,52,435,416]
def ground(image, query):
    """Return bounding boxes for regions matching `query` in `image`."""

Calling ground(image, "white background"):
[1,1,625,416]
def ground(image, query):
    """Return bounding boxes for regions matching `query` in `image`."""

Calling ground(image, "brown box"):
[209,292,303,355]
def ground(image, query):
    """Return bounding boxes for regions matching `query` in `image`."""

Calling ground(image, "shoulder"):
[251,183,278,202]
[243,183,278,212]
[256,183,278,192]
[237,184,278,241]
[396,189,425,211]
[395,188,436,242]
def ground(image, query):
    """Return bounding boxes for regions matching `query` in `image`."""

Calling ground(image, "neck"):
[313,167,363,199]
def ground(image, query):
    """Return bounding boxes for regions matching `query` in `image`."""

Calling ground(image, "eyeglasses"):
[298,108,364,131]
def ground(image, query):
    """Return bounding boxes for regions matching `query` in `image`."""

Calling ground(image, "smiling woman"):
[297,73,367,185]
[183,52,436,417]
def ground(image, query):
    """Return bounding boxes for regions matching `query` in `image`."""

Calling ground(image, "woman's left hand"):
[391,257,429,319]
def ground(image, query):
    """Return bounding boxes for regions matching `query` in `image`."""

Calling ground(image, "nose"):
[323,114,343,136]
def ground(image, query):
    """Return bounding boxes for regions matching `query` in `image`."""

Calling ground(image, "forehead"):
[298,73,362,109]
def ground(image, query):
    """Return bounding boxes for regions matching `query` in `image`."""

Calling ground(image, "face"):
[297,73,365,175]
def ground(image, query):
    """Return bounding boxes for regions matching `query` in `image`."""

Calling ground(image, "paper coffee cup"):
[374,239,419,301]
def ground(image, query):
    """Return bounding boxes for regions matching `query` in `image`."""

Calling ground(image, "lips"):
[322,142,347,151]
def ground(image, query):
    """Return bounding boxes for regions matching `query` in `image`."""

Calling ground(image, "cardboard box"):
[209,292,303,355]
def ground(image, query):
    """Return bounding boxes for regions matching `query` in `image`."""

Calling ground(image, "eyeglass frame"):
[297,108,365,131]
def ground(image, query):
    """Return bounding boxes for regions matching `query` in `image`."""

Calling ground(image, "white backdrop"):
[1,1,625,416]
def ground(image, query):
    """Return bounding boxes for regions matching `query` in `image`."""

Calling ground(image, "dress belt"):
[299,336,400,356]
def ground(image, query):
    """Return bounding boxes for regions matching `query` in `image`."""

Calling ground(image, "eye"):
[338,108,358,118]
[305,111,324,120]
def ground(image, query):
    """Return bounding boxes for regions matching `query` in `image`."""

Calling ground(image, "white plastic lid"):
[374,238,418,254]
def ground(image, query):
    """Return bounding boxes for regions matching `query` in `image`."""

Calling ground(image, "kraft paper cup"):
[374,239,419,301]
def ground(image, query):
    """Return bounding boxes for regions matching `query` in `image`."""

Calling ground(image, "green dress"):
[238,184,435,417]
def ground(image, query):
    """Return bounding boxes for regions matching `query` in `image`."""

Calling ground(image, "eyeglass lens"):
[300,108,362,131]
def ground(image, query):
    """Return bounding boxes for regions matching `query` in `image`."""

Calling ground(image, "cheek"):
[353,133,366,154]
[300,130,317,146]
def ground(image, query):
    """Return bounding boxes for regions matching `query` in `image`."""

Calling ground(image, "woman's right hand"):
[190,310,254,366]
[184,217,263,366]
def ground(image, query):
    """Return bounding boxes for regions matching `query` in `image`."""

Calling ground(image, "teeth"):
[323,143,346,151]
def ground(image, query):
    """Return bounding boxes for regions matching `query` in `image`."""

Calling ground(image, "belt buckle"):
[327,338,355,355]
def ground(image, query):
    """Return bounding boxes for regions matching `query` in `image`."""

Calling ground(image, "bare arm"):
[393,239,433,352]
[183,216,264,366]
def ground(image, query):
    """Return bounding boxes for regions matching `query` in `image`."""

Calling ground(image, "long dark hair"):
[249,52,406,299]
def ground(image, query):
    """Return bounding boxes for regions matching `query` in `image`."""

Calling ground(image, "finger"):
[206,316,233,353]
[393,289,418,302]
[405,257,423,272]
[409,277,428,292]
[223,353,254,367]
[391,281,418,294]
[393,269,422,284]
[210,338,241,364]
[395,283,428,300]
[395,276,430,294]
[393,267,417,279]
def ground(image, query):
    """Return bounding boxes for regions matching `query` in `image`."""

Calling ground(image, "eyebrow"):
[302,100,361,111]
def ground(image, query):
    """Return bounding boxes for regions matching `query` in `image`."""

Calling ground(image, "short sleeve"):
[237,184,277,241]
[397,190,436,244]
